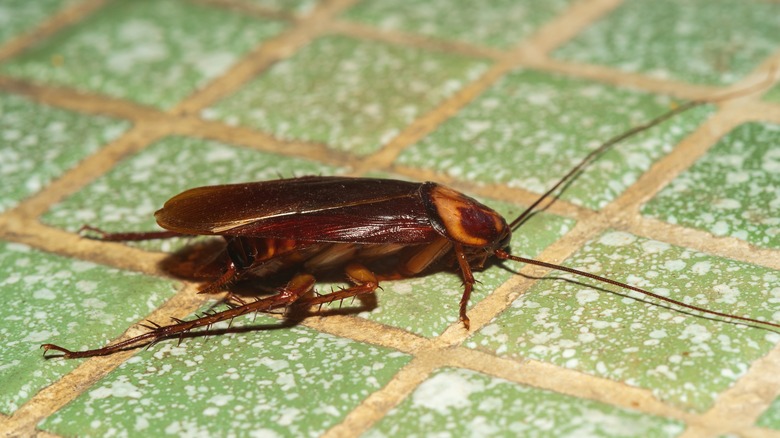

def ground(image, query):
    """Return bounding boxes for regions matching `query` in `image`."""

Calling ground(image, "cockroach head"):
[423,183,511,251]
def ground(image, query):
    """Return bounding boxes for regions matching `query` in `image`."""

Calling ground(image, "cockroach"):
[42,88,780,359]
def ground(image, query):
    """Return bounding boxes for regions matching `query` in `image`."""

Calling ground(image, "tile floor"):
[1,0,779,436]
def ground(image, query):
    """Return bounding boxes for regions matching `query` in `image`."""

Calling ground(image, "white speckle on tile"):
[575,289,599,305]
[412,372,480,414]
[598,231,637,247]
[713,198,740,210]
[22,330,53,343]
[33,288,56,300]
[691,261,711,275]
[90,380,142,399]
[664,260,686,272]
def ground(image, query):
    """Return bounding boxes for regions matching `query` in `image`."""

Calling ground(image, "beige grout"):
[445,349,701,425]
[683,343,780,437]
[329,20,505,60]
[3,283,210,437]
[630,218,780,271]
[3,124,169,221]
[0,0,779,435]
[0,220,170,277]
[170,0,362,116]
[740,428,780,438]
[322,355,438,438]
[0,0,107,63]
[194,0,301,22]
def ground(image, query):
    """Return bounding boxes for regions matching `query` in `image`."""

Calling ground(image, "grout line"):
[5,283,210,436]
[739,428,780,438]
[514,0,624,56]
[193,0,301,22]
[329,20,505,60]
[444,348,700,425]
[352,0,627,173]
[0,220,171,277]
[169,117,354,168]
[629,218,780,270]
[0,75,165,121]
[0,123,168,221]
[0,0,107,63]
[170,0,362,116]
[321,355,438,437]
[436,217,610,347]
[0,0,778,434]
[682,343,780,437]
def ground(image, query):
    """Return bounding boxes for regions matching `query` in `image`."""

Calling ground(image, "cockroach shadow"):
[42,75,779,359]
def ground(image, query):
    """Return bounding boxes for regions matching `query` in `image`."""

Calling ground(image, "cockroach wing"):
[155,177,442,244]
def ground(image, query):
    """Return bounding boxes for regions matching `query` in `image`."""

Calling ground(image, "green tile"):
[0,0,77,45]
[205,35,489,155]
[757,396,780,430]
[0,92,129,213]
[0,0,286,109]
[42,136,343,252]
[467,231,780,412]
[245,0,317,14]
[39,312,410,437]
[642,122,780,249]
[763,84,780,104]
[343,0,573,49]
[366,368,684,437]
[356,199,574,337]
[0,240,177,415]
[554,0,780,86]
[397,69,712,210]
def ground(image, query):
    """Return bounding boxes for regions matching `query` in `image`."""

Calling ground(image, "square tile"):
[764,84,780,104]
[39,312,410,436]
[42,136,343,252]
[0,0,286,108]
[553,0,780,85]
[396,69,712,210]
[757,396,780,430]
[642,122,780,249]
[467,231,780,412]
[355,199,574,337]
[365,368,684,437]
[244,0,317,14]
[0,92,129,213]
[0,0,77,45]
[204,35,489,155]
[342,0,573,49]
[0,240,177,415]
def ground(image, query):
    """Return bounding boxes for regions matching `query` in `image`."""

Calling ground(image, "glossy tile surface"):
[1,0,286,108]
[0,241,177,415]
[206,35,488,155]
[642,122,780,249]
[468,231,780,412]
[1,0,779,436]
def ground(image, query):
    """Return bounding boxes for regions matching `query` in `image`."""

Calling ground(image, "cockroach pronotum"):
[42,82,780,359]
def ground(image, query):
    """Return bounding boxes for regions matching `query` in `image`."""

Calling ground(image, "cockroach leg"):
[197,262,238,295]
[294,263,380,311]
[79,224,184,241]
[41,263,382,359]
[41,273,317,358]
[453,243,476,330]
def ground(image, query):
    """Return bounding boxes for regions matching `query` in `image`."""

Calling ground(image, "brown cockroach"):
[42,92,780,359]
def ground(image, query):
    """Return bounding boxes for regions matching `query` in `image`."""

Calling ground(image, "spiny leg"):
[41,273,316,358]
[453,243,476,330]
[291,263,379,314]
